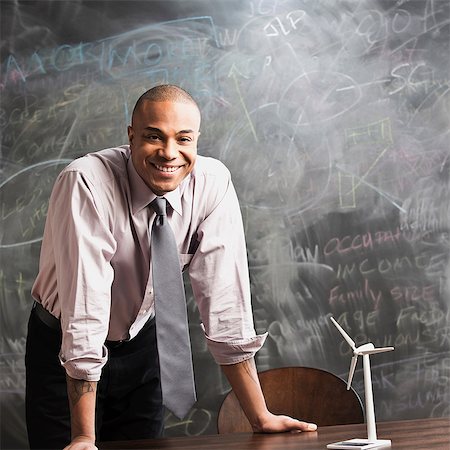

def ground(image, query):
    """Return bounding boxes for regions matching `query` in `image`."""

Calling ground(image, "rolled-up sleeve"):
[49,169,116,381]
[188,162,267,365]
[201,325,268,365]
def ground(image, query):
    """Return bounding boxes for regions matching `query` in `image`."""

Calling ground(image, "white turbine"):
[327,317,394,449]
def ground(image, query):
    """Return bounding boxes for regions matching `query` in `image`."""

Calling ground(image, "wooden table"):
[99,417,449,449]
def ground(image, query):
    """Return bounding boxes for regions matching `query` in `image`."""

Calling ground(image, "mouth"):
[153,164,184,173]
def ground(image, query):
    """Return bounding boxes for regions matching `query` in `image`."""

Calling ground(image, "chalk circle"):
[220,103,331,211]
[0,160,72,248]
[278,71,362,126]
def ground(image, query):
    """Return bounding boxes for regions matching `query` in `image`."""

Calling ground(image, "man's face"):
[128,100,200,196]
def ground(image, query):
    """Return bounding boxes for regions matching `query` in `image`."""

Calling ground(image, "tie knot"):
[151,197,167,216]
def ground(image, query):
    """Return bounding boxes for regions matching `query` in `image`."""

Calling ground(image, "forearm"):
[220,358,269,431]
[66,374,97,443]
[221,358,318,434]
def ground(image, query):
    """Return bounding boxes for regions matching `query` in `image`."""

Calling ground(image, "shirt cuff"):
[59,344,108,381]
[201,324,268,365]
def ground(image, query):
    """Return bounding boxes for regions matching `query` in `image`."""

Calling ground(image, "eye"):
[178,136,193,144]
[145,134,161,141]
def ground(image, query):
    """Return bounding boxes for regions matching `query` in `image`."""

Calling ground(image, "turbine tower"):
[327,317,394,449]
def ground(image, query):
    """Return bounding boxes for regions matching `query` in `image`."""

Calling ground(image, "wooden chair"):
[217,366,364,433]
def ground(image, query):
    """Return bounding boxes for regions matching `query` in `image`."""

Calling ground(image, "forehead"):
[134,100,201,130]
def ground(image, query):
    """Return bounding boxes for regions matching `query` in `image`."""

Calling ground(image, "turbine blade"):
[347,355,358,390]
[330,317,356,349]
[360,346,394,355]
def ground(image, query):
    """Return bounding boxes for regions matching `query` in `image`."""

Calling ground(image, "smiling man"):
[25,85,317,450]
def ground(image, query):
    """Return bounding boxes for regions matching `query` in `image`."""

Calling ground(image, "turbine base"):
[327,438,391,449]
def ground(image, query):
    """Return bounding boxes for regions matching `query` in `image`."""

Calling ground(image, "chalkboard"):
[1,0,449,448]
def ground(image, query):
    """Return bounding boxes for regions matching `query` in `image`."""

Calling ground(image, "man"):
[26,84,317,449]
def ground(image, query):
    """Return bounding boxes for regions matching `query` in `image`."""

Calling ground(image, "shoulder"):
[192,155,231,183]
[62,146,130,185]
[52,146,131,223]
[186,156,236,211]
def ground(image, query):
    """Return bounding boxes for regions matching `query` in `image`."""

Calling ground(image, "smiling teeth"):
[155,165,179,172]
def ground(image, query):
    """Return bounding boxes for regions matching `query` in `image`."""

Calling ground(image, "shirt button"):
[142,309,147,314]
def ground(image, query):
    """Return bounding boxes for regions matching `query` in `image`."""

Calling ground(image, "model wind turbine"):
[327,317,394,450]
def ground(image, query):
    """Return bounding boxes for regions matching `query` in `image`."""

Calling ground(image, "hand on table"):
[254,411,317,433]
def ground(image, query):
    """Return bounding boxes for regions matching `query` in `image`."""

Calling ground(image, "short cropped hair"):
[132,84,200,121]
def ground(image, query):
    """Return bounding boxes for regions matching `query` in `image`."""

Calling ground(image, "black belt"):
[32,301,151,348]
[33,301,60,330]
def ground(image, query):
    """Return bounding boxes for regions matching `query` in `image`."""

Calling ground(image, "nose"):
[160,138,178,160]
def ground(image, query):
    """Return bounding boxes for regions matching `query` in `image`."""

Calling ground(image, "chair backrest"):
[217,366,364,433]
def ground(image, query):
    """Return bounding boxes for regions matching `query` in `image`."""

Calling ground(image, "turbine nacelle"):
[355,343,375,354]
[356,343,394,356]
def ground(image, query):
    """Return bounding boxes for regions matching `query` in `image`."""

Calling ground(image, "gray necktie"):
[150,197,196,419]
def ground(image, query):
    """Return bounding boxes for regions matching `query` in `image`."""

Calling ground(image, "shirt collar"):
[127,155,183,216]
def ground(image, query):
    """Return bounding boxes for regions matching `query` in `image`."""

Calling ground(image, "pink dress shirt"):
[32,146,267,381]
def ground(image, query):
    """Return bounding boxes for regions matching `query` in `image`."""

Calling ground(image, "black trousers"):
[25,307,164,449]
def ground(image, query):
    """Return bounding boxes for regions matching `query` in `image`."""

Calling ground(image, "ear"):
[127,125,134,148]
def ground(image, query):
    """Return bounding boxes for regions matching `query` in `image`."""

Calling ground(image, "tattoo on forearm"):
[67,376,96,406]
[242,358,259,384]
